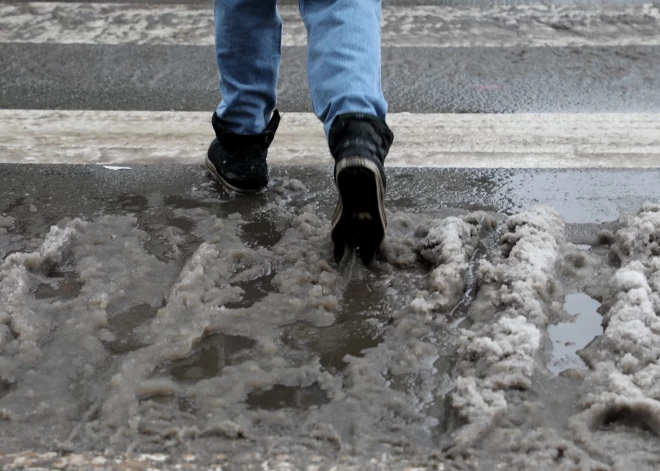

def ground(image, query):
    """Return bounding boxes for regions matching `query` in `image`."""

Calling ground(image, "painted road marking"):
[1,3,659,48]
[1,110,659,168]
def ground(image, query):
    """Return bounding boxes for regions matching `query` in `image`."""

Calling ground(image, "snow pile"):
[0,221,82,379]
[572,203,660,449]
[2,222,79,272]
[411,213,496,315]
[379,213,423,267]
[450,207,565,448]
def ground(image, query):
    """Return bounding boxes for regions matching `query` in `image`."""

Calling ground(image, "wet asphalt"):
[2,164,659,244]
[3,44,660,112]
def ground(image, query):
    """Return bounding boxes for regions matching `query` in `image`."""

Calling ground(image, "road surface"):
[1,0,660,469]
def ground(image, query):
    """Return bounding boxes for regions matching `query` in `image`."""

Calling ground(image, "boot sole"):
[205,156,266,195]
[331,157,386,264]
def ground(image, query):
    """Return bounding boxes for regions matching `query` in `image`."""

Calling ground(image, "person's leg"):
[299,0,387,136]
[299,0,393,264]
[214,0,281,134]
[207,0,282,194]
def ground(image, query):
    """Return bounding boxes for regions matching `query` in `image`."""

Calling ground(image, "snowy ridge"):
[0,215,190,430]
[411,214,496,314]
[2,3,659,48]
[99,194,350,444]
[450,207,566,448]
[0,221,81,380]
[570,203,660,462]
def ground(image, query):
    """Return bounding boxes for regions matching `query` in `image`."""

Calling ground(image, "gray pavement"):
[2,165,659,230]
[2,44,660,112]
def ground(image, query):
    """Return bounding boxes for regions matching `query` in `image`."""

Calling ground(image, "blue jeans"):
[214,0,388,137]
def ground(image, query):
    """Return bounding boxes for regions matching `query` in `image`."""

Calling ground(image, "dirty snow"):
[1,197,660,468]
[570,203,660,470]
[449,207,565,449]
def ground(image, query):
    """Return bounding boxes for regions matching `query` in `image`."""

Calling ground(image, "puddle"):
[281,265,429,370]
[283,320,383,371]
[3,196,28,214]
[158,333,256,383]
[246,383,329,411]
[34,271,84,300]
[1,200,56,240]
[341,278,389,320]
[103,304,159,354]
[314,326,382,371]
[225,273,275,310]
[0,379,16,399]
[548,293,603,375]
[280,273,401,371]
[240,220,282,249]
[166,217,195,233]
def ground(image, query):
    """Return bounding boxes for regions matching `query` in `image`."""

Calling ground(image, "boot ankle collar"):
[212,110,281,148]
[328,113,394,162]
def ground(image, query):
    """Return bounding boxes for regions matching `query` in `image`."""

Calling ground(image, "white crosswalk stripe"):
[1,2,659,47]
[2,110,659,167]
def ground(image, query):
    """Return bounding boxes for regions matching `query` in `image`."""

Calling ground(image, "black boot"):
[206,111,280,194]
[328,113,394,264]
